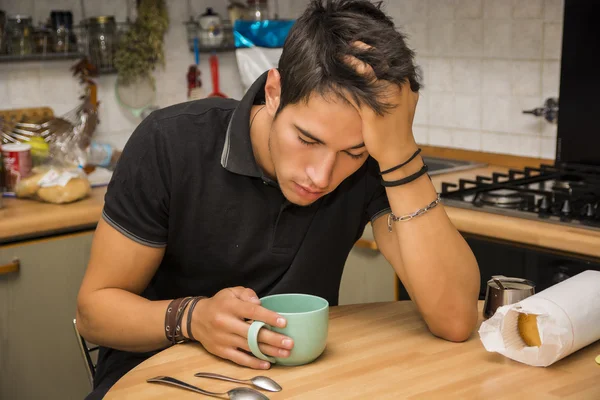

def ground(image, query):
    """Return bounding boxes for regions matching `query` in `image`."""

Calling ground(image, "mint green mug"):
[247,293,329,366]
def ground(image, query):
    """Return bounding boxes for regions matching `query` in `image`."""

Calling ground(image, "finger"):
[343,54,375,78]
[234,301,287,328]
[222,347,271,370]
[226,287,261,304]
[229,319,294,350]
[228,334,291,358]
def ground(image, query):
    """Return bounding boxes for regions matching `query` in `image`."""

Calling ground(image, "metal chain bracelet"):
[387,194,441,232]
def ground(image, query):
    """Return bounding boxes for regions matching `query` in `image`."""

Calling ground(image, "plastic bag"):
[15,165,91,204]
[234,19,294,91]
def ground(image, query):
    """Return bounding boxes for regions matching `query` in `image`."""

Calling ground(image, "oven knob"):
[561,200,571,217]
[538,196,551,213]
[552,269,571,285]
[583,203,595,219]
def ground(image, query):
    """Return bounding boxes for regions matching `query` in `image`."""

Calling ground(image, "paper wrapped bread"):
[14,168,91,204]
[479,270,600,367]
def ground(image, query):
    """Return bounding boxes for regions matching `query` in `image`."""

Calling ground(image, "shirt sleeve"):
[364,157,391,223]
[102,115,171,247]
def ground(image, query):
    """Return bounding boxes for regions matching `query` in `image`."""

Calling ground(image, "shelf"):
[0,52,86,63]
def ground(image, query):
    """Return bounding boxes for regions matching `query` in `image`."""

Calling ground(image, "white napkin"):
[479,270,600,366]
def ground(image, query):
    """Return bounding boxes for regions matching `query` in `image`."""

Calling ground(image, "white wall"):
[0,0,563,159]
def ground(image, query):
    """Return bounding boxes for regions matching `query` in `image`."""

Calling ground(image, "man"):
[77,0,480,398]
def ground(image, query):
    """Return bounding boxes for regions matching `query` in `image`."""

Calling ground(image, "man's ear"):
[264,69,282,117]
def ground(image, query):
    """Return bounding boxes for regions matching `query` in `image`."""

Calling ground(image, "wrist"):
[375,140,419,172]
[182,296,207,341]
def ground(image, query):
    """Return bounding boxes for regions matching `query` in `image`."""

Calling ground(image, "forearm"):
[76,288,171,352]
[382,147,480,340]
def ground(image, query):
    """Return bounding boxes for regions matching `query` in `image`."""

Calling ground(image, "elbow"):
[427,304,479,343]
[431,319,476,342]
[75,292,93,340]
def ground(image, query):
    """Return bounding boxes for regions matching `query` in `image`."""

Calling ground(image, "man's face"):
[268,93,368,206]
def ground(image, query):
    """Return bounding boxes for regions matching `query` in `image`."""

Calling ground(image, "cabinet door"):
[339,226,396,305]
[0,231,94,400]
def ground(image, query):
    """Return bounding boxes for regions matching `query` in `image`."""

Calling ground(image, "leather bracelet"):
[186,296,206,342]
[164,297,186,343]
[173,297,194,344]
[381,164,429,187]
[379,148,422,175]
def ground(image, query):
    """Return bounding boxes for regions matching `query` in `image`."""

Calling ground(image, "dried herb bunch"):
[114,0,169,86]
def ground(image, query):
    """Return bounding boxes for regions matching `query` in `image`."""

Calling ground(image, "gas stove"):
[440,163,600,232]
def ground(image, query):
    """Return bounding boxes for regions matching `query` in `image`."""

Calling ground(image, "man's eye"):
[298,136,318,146]
[346,152,366,160]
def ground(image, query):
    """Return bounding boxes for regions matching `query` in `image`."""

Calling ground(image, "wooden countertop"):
[0,187,106,243]
[106,301,600,399]
[2,164,600,258]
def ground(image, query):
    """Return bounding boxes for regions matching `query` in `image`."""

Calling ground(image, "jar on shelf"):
[246,0,269,21]
[50,10,73,53]
[6,15,34,55]
[88,16,116,70]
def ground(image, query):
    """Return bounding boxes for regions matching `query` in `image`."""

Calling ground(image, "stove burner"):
[478,189,526,208]
[552,179,585,192]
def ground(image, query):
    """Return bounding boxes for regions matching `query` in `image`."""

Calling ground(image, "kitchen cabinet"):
[339,226,396,305]
[0,231,94,400]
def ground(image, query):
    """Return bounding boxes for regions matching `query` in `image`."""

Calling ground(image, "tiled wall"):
[0,0,563,159]
[389,0,563,159]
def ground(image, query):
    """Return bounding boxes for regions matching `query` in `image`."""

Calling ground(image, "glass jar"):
[50,11,73,53]
[88,16,116,70]
[6,15,33,55]
[246,0,269,21]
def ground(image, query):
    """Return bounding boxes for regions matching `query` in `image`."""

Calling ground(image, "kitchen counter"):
[0,187,106,244]
[2,164,600,258]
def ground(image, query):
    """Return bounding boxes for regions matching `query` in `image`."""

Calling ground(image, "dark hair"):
[277,0,422,116]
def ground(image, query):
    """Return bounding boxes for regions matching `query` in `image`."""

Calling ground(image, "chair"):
[72,318,99,387]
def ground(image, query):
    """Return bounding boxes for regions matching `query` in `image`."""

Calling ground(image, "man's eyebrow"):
[294,124,365,151]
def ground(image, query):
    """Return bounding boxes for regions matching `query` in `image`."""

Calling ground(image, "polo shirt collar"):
[221,71,268,178]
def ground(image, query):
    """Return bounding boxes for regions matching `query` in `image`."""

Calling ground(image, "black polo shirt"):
[90,72,390,398]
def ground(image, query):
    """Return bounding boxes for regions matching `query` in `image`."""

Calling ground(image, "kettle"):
[483,275,535,319]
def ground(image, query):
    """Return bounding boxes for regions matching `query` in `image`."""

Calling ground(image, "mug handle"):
[247,321,277,363]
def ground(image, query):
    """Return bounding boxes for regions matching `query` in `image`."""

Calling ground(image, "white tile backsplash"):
[428,19,455,56]
[512,20,544,59]
[404,22,429,56]
[482,95,510,132]
[512,0,543,19]
[543,22,563,60]
[508,96,543,135]
[452,58,481,94]
[542,61,561,98]
[429,58,454,92]
[387,0,428,23]
[455,0,483,19]
[428,0,456,19]
[511,61,542,96]
[413,125,429,145]
[483,0,512,19]
[482,60,511,95]
[429,93,456,128]
[451,129,482,150]
[541,136,557,159]
[0,0,563,160]
[484,20,512,58]
[454,94,482,130]
[544,0,564,22]
[454,20,483,57]
[429,127,454,147]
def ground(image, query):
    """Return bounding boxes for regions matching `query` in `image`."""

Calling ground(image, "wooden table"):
[107,301,600,399]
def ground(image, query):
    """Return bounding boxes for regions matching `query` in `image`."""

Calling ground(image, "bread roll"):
[518,313,542,347]
[37,177,91,204]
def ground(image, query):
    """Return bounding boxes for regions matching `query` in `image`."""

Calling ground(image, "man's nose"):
[306,152,336,189]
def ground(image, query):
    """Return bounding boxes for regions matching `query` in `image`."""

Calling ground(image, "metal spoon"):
[147,376,269,400]
[195,372,282,392]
